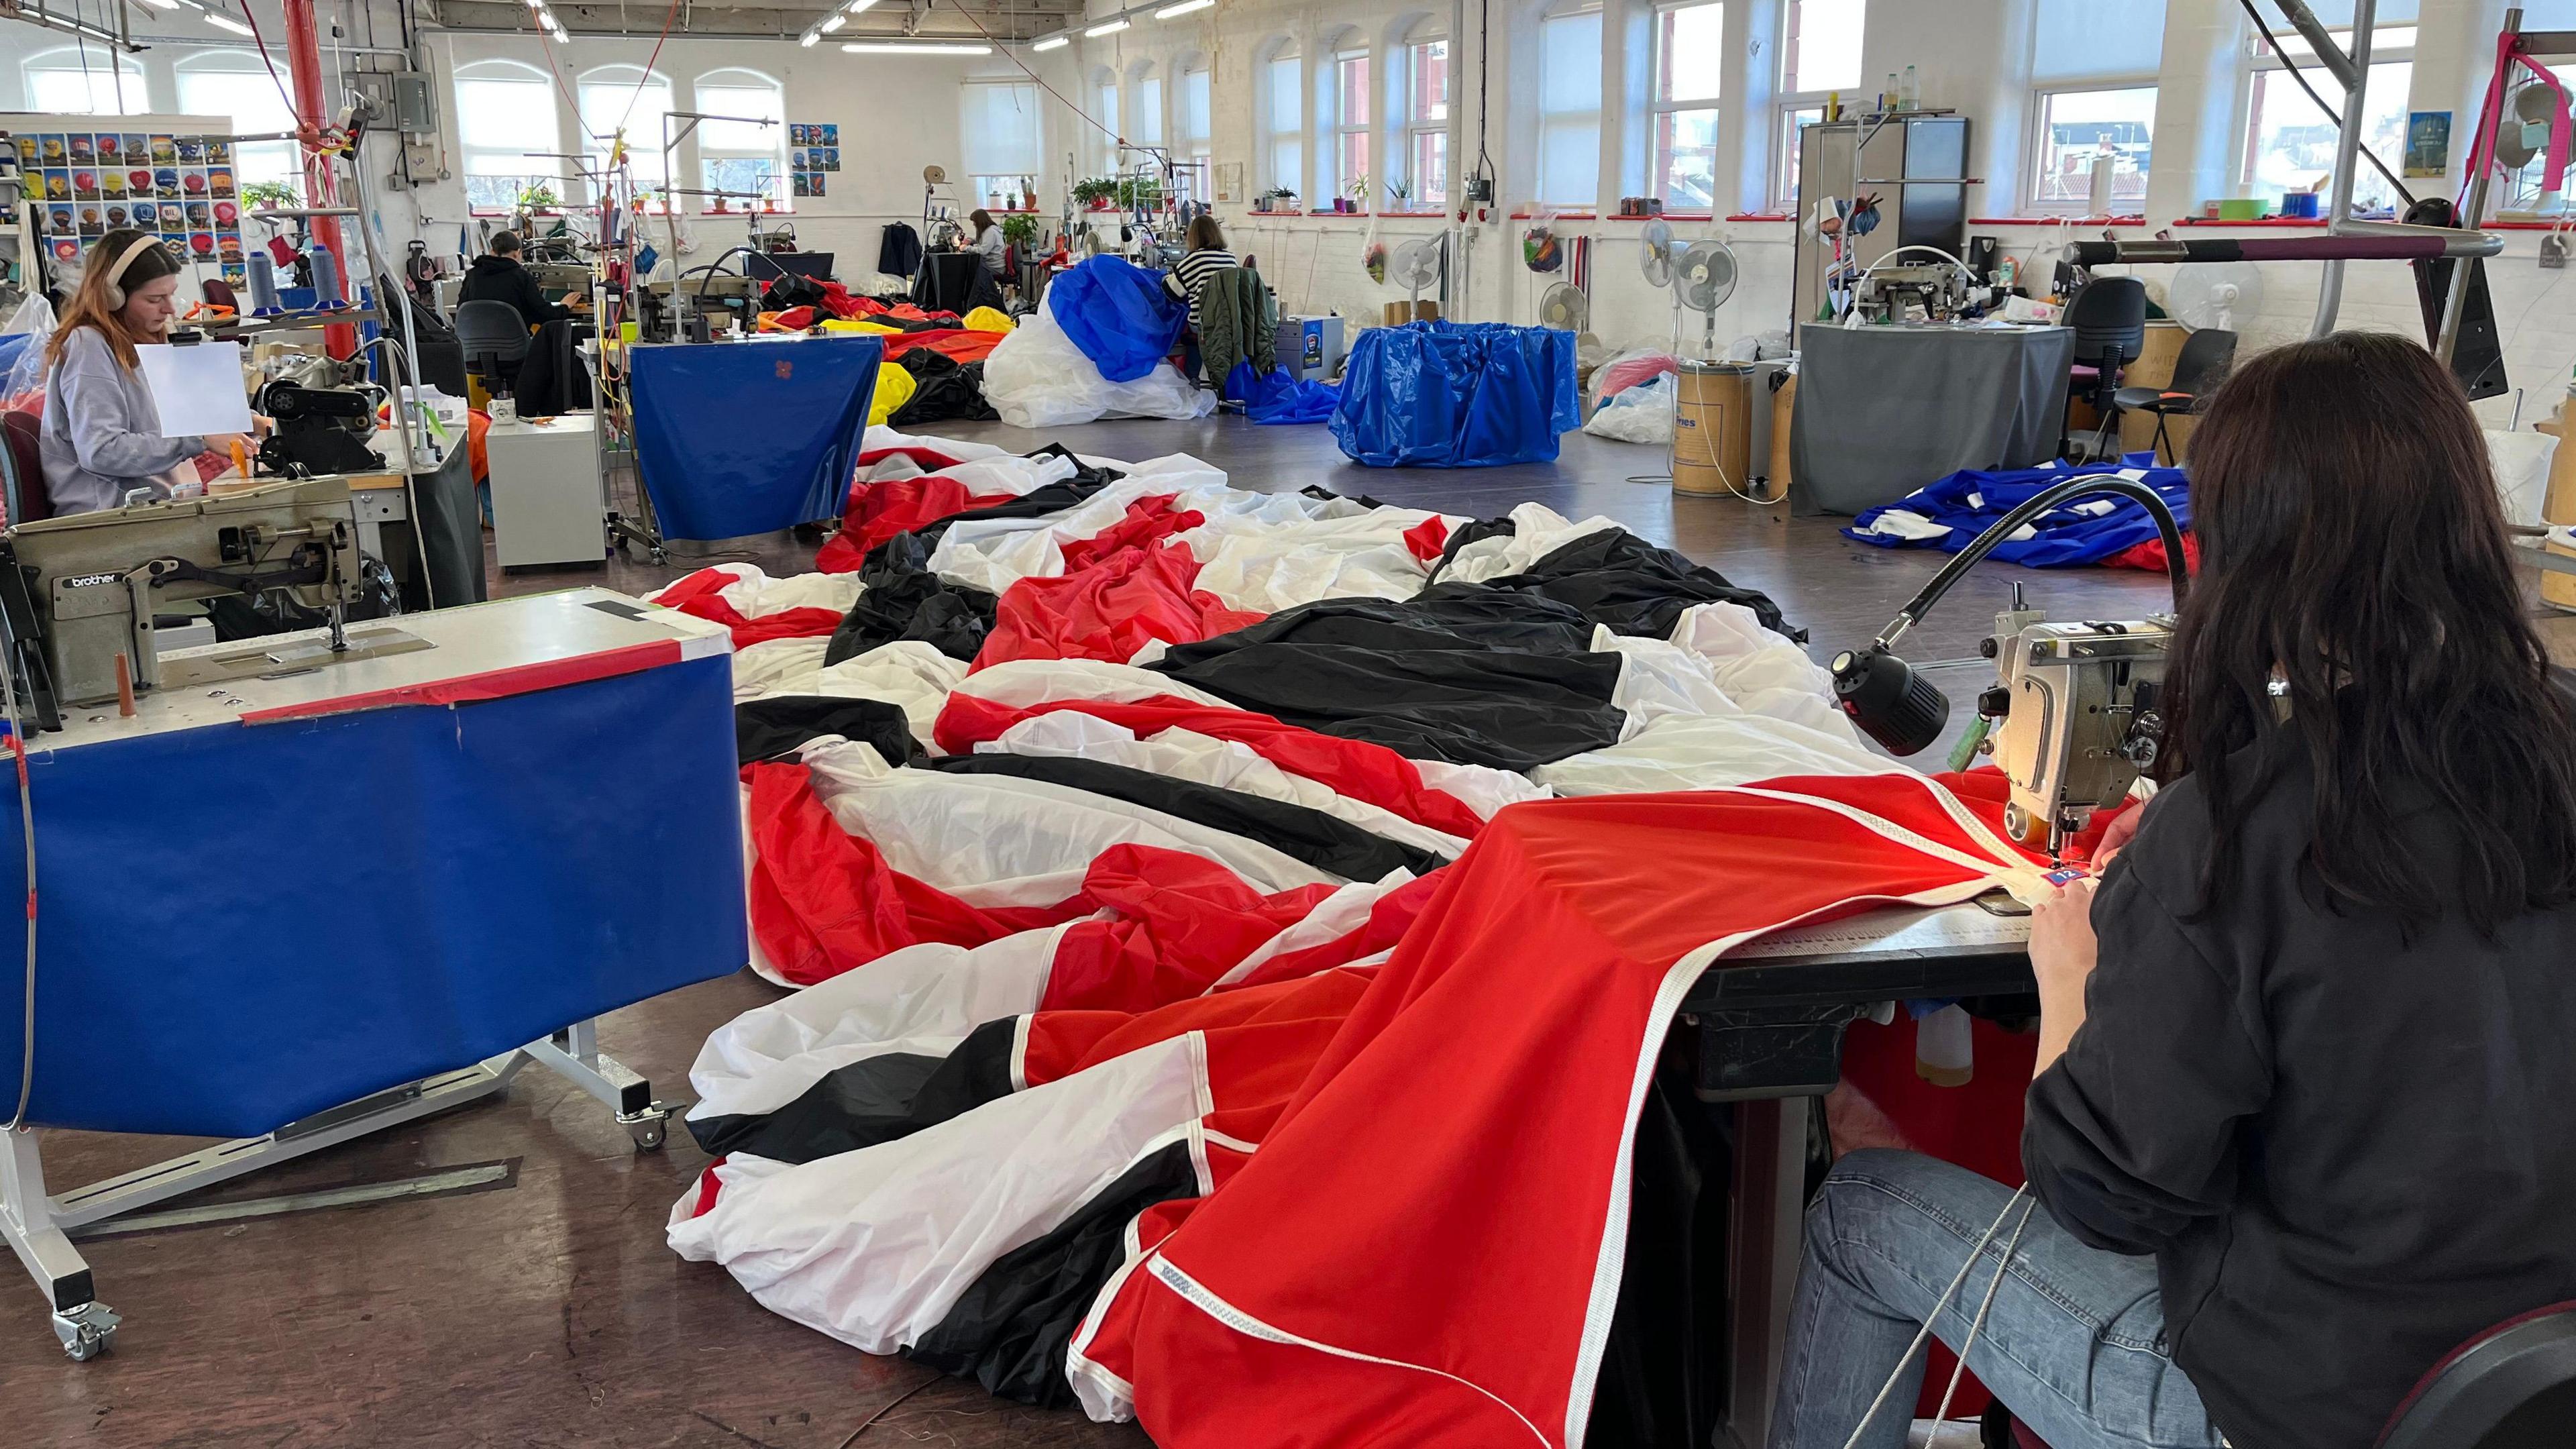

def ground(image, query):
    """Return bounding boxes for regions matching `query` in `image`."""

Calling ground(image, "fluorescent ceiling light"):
[845,0,877,11]
[1030,35,1069,50]
[799,30,820,45]
[1085,19,1129,36]
[820,12,845,30]
[841,41,990,54]
[137,0,181,11]
[203,10,253,33]
[1155,0,1213,16]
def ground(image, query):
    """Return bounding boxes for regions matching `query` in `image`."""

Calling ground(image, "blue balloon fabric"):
[1047,256,1189,384]
[1843,455,2190,567]
[629,335,883,541]
[1225,362,1339,425]
[1328,321,1582,468]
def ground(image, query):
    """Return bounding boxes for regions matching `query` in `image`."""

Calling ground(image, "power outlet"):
[2542,233,2568,270]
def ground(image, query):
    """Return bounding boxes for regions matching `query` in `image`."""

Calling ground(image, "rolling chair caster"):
[52,1301,119,1362]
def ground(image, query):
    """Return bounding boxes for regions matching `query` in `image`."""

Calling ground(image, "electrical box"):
[343,70,439,136]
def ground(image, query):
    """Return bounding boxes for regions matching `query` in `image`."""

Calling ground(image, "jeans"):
[1769,1150,2225,1449]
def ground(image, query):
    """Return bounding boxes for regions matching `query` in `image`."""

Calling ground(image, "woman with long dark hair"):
[1769,332,2576,1449]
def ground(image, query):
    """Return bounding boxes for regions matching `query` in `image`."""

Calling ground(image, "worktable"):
[1789,323,2076,515]
[0,588,745,1362]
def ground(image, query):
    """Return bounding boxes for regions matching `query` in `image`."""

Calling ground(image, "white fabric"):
[1852,508,1951,543]
[667,1035,1212,1356]
[863,424,1010,462]
[923,449,1082,500]
[1534,714,1892,796]
[1411,759,1554,818]
[796,738,1341,904]
[950,657,1233,711]
[1179,504,1458,613]
[688,924,1072,1117]
[1201,870,1417,992]
[645,563,863,619]
[731,637,833,702]
[980,303,1216,429]
[981,713,1470,861]
[1438,503,1623,584]
[728,638,969,746]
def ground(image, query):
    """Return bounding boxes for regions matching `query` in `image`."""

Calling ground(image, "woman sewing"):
[40,229,258,516]
[965,208,1008,279]
[1768,333,2576,1449]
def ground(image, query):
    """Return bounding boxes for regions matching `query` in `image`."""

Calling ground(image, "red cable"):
[618,0,686,138]
[940,0,1130,153]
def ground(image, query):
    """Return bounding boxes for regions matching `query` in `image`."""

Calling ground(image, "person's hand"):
[566,294,592,312]
[2092,804,2144,867]
[2030,874,2100,1076]
[203,431,256,458]
[248,413,272,437]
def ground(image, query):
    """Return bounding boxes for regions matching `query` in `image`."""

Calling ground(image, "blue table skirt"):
[0,651,747,1138]
[630,335,884,541]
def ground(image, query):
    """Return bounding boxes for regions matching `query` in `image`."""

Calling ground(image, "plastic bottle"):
[1884,72,1898,114]
[1901,64,1919,109]
[1915,1003,1974,1087]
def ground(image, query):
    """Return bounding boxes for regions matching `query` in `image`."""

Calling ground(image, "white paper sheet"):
[133,341,252,437]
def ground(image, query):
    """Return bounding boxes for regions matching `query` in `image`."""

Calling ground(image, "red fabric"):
[2106,530,2198,574]
[814,474,1017,572]
[649,568,845,648]
[1024,947,1376,1087]
[239,640,684,724]
[973,541,1265,671]
[1222,870,1446,994]
[1083,775,2047,1447]
[1401,515,1449,564]
[1035,855,1340,1016]
[1057,496,1203,570]
[855,443,971,472]
[934,692,1491,839]
[877,328,1005,364]
[763,305,818,331]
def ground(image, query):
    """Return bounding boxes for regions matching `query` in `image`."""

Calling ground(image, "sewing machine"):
[1970,589,2172,851]
[0,478,427,727]
[1851,261,1976,324]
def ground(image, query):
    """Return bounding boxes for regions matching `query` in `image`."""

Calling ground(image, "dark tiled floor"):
[6,417,2566,1446]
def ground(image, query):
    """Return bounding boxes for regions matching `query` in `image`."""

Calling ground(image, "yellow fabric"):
[822,318,902,335]
[963,306,1017,335]
[869,362,917,425]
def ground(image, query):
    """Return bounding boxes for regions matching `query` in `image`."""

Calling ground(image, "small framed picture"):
[821,148,839,172]
[817,123,839,146]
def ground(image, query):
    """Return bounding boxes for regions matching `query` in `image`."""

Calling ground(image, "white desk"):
[486,413,606,570]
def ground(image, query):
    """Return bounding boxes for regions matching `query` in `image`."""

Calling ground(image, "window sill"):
[1970,215,2147,226]
[2171,216,2328,227]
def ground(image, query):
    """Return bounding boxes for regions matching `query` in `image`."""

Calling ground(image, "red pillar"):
[280,0,356,358]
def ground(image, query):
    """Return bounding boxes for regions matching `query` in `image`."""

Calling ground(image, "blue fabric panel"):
[1843,456,2192,568]
[1224,362,1338,425]
[1047,256,1187,383]
[630,335,883,541]
[0,652,747,1137]
[1329,321,1581,468]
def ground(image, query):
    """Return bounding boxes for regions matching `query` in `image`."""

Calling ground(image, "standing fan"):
[2167,263,2263,333]
[1639,221,1684,353]
[1674,239,1739,358]
[1388,237,1444,321]
[1539,280,1589,332]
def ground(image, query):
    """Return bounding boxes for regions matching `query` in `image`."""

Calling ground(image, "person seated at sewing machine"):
[40,229,262,516]
[460,230,590,331]
[1767,333,2576,1449]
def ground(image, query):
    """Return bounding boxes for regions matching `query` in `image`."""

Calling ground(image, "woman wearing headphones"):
[40,229,258,516]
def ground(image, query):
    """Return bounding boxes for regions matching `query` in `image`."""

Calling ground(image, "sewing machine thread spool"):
[244,250,282,315]
[308,244,345,309]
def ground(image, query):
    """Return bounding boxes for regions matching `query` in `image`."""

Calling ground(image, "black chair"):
[2111,327,2237,465]
[453,299,532,400]
[2379,1301,2576,1449]
[2061,276,2147,462]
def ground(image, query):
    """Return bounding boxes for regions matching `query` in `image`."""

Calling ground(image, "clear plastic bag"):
[0,292,56,407]
[981,297,1213,428]
[1581,372,1675,445]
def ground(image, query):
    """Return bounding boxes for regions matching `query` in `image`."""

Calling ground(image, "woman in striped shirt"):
[1164,215,1237,381]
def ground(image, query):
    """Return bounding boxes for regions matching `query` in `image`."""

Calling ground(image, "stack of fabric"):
[645,428,2053,1449]
[983,257,1214,428]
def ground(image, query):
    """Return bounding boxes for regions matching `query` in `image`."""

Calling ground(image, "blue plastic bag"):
[1328,321,1581,468]
[1225,361,1339,425]
[1046,256,1187,384]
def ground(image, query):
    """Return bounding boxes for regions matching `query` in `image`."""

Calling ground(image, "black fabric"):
[1585,1044,1731,1449]
[877,221,923,279]
[684,1017,1022,1164]
[825,531,997,665]
[734,695,922,766]
[1146,599,1629,771]
[458,254,571,329]
[859,450,1124,568]
[2023,714,2576,1449]
[1433,527,1799,641]
[761,274,833,314]
[914,253,1002,315]
[904,1138,1202,1406]
[375,274,470,397]
[888,348,999,426]
[511,319,594,418]
[927,753,1451,880]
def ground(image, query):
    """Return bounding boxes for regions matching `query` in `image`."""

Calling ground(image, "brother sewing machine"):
[0,478,427,730]
[1829,476,2188,861]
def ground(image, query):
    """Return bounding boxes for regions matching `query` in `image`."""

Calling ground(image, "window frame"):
[1772,0,1865,208]
[452,60,566,217]
[1092,70,1122,178]
[1403,34,1450,210]
[961,78,1042,212]
[577,64,676,209]
[1132,66,1165,151]
[22,46,150,117]
[694,67,788,214]
[1262,48,1303,199]
[2025,78,2160,216]
[1536,5,1605,210]
[1650,0,1727,211]
[1328,48,1372,207]
[2239,23,2416,215]
[172,52,301,201]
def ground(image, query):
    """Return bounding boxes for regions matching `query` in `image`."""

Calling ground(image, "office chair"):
[1,409,49,523]
[2060,276,2147,463]
[1997,1302,2576,1449]
[2110,327,2237,465]
[453,299,533,402]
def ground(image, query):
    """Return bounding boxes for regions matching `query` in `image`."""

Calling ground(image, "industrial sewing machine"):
[1830,476,2187,861]
[0,478,426,729]
[1851,260,1977,325]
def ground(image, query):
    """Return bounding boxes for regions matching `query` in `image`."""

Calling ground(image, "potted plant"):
[515,182,560,214]
[1257,186,1297,214]
[1073,177,1118,211]
[1344,170,1369,213]
[1385,176,1412,211]
[242,179,297,211]
[1114,175,1164,212]
[1001,212,1042,252]
[1020,174,1037,209]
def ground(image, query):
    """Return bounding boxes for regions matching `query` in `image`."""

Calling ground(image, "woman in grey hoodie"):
[39,229,258,516]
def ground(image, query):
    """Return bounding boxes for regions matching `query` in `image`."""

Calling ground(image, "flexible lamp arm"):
[1872,475,2190,651]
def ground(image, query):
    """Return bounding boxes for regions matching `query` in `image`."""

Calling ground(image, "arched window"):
[696,68,786,211]
[1538,2,1604,208]
[1401,18,1450,208]
[453,60,563,213]
[961,80,1040,209]
[1260,42,1302,200]
[1178,55,1213,163]
[23,46,148,116]
[1091,68,1122,176]
[1324,31,1372,205]
[175,53,300,201]
[579,65,674,198]
[1130,61,1164,152]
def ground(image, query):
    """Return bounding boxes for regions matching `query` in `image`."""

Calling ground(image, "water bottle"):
[1902,65,1919,109]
